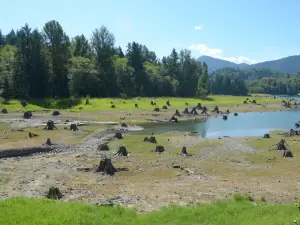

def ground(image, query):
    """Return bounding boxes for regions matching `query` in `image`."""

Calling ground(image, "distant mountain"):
[197,56,249,73]
[197,55,300,74]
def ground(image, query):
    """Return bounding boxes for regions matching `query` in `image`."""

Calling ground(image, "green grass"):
[1,197,300,225]
[0,95,280,112]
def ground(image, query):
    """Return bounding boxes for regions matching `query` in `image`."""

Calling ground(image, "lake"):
[141,110,300,138]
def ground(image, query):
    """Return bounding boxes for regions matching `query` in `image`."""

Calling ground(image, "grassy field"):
[0,95,280,112]
[1,196,300,225]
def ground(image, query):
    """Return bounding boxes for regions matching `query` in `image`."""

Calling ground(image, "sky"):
[1,0,300,64]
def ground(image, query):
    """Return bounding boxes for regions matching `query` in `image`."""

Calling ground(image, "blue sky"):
[1,0,300,64]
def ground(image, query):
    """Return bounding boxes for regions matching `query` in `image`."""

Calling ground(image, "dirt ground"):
[0,101,299,212]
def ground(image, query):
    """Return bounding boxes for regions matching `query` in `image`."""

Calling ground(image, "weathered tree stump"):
[212,106,219,113]
[174,109,181,116]
[234,113,238,116]
[294,102,298,106]
[150,101,155,105]
[166,101,171,106]
[170,116,178,123]
[243,101,248,104]
[283,150,293,158]
[190,108,198,115]
[1,108,8,114]
[111,104,116,108]
[162,105,168,109]
[185,102,188,106]
[44,120,57,130]
[117,146,128,156]
[110,101,114,104]
[21,101,28,108]
[201,107,208,115]
[28,132,38,138]
[121,122,128,128]
[246,98,249,100]
[70,123,79,131]
[52,111,60,116]
[98,144,109,151]
[85,98,90,105]
[154,107,160,112]
[252,100,257,104]
[226,109,230,114]
[179,146,191,156]
[295,123,300,128]
[46,187,63,200]
[263,133,271,138]
[23,111,32,119]
[196,103,202,110]
[135,103,138,108]
[276,139,287,151]
[223,115,228,120]
[115,132,123,139]
[144,137,149,142]
[149,136,157,143]
[46,138,52,145]
[96,158,117,175]
[153,146,165,152]
[183,108,189,115]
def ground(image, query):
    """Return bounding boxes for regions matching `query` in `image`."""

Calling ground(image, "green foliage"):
[1,197,300,225]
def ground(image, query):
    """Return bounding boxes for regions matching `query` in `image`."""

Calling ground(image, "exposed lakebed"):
[140,109,300,138]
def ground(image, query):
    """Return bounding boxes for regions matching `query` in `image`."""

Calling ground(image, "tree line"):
[0,21,209,99]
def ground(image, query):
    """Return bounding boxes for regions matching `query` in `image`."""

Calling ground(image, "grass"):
[0,95,280,112]
[1,196,300,225]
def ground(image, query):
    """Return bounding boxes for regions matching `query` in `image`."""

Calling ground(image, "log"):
[0,146,54,159]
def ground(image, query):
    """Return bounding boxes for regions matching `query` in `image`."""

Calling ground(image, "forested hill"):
[197,55,300,73]
[0,21,210,99]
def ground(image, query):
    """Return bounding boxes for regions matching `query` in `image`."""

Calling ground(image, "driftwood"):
[115,132,123,139]
[96,158,117,175]
[28,132,38,138]
[46,187,63,200]
[44,120,57,130]
[24,111,32,119]
[153,146,165,152]
[98,144,109,151]
[70,124,79,131]
[283,150,293,158]
[1,108,8,114]
[263,133,270,138]
[52,111,60,116]
[116,146,128,156]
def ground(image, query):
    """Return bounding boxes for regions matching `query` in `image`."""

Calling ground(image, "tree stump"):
[223,115,228,120]
[135,103,139,108]
[162,105,168,109]
[70,124,79,131]
[201,107,208,115]
[283,150,293,158]
[96,158,117,175]
[44,120,57,130]
[226,109,230,114]
[150,101,155,105]
[144,137,149,142]
[117,146,128,156]
[296,123,300,128]
[174,109,181,116]
[246,98,249,100]
[243,101,248,104]
[153,146,165,152]
[185,102,188,106]
[196,103,202,110]
[212,106,219,113]
[1,108,8,114]
[111,104,116,108]
[115,132,123,139]
[21,101,28,107]
[276,139,287,150]
[46,138,52,145]
[170,116,178,123]
[252,100,257,104]
[234,113,238,116]
[121,122,128,128]
[28,132,38,138]
[52,111,60,116]
[190,108,198,115]
[85,98,90,105]
[46,187,63,200]
[23,111,32,119]
[166,101,171,106]
[263,133,270,138]
[154,107,160,112]
[149,136,157,143]
[98,144,109,151]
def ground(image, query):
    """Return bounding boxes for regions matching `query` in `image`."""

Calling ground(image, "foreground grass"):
[0,95,280,112]
[1,197,300,225]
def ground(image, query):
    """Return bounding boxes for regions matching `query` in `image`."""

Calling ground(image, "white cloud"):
[188,43,256,64]
[194,25,204,30]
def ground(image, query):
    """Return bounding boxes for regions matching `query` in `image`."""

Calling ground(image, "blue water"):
[142,110,300,138]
